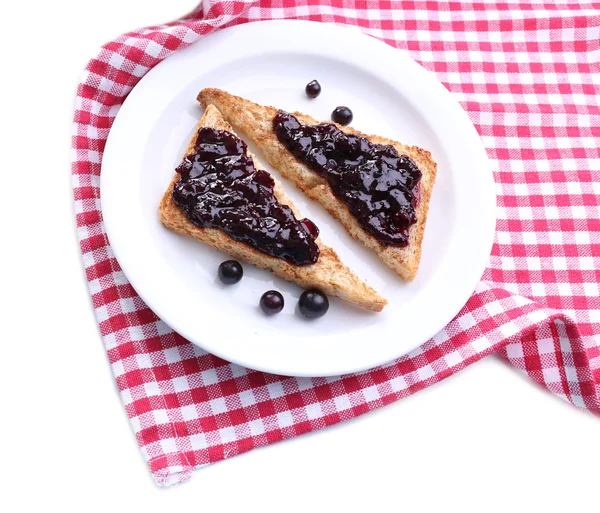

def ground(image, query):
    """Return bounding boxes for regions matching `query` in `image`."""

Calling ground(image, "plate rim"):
[101,19,496,376]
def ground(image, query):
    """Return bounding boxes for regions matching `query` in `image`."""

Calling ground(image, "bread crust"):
[197,88,437,281]
[159,104,387,312]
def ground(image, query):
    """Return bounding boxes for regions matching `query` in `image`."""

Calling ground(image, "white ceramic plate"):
[101,20,495,377]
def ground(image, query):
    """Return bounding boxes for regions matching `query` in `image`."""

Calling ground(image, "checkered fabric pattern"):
[72,0,600,486]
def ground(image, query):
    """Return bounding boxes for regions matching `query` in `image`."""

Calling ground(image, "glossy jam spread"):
[172,127,320,265]
[274,112,422,246]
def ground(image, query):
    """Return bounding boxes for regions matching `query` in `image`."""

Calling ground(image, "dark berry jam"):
[172,127,320,265]
[273,112,421,246]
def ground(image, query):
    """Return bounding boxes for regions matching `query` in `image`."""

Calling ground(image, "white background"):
[1,1,598,511]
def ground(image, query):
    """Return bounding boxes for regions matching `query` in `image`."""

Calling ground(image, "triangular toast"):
[197,89,437,281]
[159,105,387,312]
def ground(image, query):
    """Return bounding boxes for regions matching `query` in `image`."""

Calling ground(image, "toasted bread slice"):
[197,89,437,281]
[159,105,387,312]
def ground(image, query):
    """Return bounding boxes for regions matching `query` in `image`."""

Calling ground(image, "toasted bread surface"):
[197,88,437,281]
[159,104,387,311]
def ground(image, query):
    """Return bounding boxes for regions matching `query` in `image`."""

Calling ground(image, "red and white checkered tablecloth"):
[72,0,600,486]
